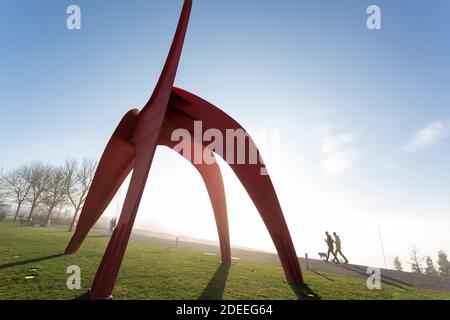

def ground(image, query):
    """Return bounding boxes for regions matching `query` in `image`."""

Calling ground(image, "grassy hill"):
[0,222,449,300]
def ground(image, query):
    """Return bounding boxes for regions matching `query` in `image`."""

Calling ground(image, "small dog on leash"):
[318,252,328,260]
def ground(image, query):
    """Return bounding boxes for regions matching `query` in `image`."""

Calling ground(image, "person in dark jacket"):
[325,231,339,263]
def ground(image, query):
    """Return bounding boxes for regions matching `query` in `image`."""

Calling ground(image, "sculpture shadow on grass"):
[197,264,321,300]
[0,253,64,270]
[309,270,335,282]
[74,291,92,300]
[198,264,230,300]
[290,283,321,300]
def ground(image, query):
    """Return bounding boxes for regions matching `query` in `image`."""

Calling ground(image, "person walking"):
[325,231,339,263]
[109,217,117,235]
[333,232,349,264]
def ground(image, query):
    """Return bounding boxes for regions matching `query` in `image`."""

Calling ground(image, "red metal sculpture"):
[65,0,304,299]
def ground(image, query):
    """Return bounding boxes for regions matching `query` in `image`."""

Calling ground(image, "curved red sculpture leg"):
[90,138,158,299]
[159,120,231,265]
[187,156,231,265]
[168,87,304,284]
[65,109,138,254]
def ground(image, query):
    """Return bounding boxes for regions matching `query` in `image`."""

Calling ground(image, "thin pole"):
[114,188,122,220]
[377,226,387,269]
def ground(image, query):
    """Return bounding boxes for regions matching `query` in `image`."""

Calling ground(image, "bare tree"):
[2,166,32,221]
[0,167,6,202]
[393,256,403,271]
[0,167,9,213]
[26,162,52,223]
[42,166,67,224]
[410,245,424,275]
[65,159,97,232]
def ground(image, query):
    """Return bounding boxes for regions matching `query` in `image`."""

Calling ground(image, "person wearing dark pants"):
[333,232,349,264]
[325,231,339,263]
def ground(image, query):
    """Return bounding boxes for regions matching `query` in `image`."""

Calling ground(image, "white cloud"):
[401,120,449,152]
[318,128,358,178]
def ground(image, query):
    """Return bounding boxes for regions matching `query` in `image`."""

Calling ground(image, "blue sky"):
[1,0,449,268]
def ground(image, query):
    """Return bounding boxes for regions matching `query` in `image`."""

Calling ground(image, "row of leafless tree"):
[0,159,96,231]
[393,246,450,278]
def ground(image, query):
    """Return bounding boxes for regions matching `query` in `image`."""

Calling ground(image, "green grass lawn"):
[0,222,449,300]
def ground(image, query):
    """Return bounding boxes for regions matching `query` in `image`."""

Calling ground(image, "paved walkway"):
[94,229,450,293]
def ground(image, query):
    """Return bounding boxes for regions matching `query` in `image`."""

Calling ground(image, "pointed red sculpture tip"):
[66,0,303,300]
